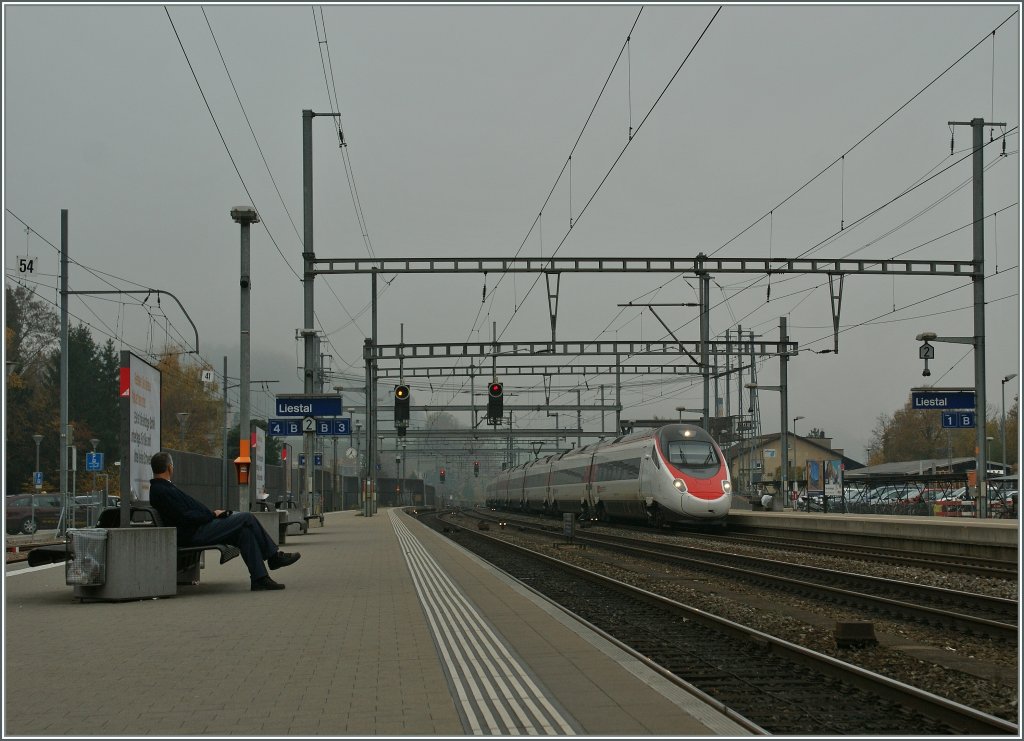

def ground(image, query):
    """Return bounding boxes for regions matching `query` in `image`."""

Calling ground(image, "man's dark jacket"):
[149,477,215,545]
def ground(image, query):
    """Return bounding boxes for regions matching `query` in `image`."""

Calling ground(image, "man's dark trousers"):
[188,513,277,582]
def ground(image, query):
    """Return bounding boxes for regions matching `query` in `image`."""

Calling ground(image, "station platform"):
[3,508,750,736]
[726,507,1019,562]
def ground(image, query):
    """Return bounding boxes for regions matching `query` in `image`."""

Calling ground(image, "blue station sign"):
[275,395,343,417]
[910,389,976,410]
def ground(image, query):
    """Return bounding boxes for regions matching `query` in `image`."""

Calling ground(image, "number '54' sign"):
[18,255,39,274]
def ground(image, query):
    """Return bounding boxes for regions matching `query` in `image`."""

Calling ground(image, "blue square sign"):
[941,411,976,428]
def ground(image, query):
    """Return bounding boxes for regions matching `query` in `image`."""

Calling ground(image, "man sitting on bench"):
[148,452,300,591]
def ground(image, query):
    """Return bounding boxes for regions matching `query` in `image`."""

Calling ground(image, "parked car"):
[74,494,121,508]
[5,493,63,535]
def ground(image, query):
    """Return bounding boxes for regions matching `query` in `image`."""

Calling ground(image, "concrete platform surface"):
[3,508,749,737]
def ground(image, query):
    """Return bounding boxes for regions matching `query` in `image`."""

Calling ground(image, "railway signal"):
[474,461,480,477]
[439,467,446,483]
[394,384,410,429]
[487,381,503,424]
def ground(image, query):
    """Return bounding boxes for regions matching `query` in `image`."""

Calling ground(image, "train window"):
[594,458,641,482]
[554,466,587,485]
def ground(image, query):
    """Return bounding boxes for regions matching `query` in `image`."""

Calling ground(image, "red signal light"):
[488,382,502,397]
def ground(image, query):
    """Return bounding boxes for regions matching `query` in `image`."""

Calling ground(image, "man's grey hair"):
[151,451,174,475]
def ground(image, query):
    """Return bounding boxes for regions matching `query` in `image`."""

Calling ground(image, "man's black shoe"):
[251,575,285,591]
[268,551,301,570]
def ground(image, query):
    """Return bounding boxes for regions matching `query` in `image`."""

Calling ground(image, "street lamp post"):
[32,433,42,531]
[175,412,189,450]
[89,437,100,526]
[675,406,686,422]
[231,205,259,512]
[791,415,804,486]
[1002,373,1017,474]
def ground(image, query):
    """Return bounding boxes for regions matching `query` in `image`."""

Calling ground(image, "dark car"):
[5,493,63,535]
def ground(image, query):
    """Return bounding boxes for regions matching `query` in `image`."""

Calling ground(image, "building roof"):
[727,433,864,470]
[839,456,974,481]
[844,457,1009,479]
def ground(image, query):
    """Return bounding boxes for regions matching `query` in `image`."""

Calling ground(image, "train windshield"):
[658,428,720,472]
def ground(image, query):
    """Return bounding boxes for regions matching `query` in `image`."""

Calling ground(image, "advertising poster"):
[119,351,161,501]
[824,459,843,497]
[807,460,823,493]
[254,426,267,503]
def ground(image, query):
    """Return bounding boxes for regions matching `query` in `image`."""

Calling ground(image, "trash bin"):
[65,528,107,586]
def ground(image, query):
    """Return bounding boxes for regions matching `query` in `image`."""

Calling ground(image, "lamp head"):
[915,331,937,341]
[230,206,260,224]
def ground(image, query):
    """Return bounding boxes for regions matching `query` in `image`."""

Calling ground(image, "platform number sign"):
[18,255,40,274]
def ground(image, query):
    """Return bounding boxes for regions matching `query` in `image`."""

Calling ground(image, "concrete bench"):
[28,506,240,586]
[274,501,323,535]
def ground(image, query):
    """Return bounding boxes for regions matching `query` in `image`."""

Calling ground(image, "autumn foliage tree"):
[156,347,224,454]
[4,287,233,496]
[866,399,1018,470]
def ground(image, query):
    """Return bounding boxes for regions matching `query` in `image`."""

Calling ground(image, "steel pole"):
[699,271,710,431]
[59,209,69,535]
[222,355,228,510]
[302,109,316,518]
[779,316,790,510]
[736,325,745,491]
[240,219,252,512]
[371,269,378,515]
[970,118,988,518]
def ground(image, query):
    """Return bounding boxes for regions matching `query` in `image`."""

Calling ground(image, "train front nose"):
[679,484,731,517]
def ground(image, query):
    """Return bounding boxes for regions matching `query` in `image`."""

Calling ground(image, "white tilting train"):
[485,424,732,527]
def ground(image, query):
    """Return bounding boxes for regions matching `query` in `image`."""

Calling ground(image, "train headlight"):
[722,480,732,494]
[673,478,687,492]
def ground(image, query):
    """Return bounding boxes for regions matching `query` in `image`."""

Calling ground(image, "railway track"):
[422,513,1017,735]
[468,510,1017,641]
[707,530,1017,579]
[473,508,1016,579]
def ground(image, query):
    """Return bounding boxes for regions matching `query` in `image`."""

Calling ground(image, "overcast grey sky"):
[3,3,1021,462]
